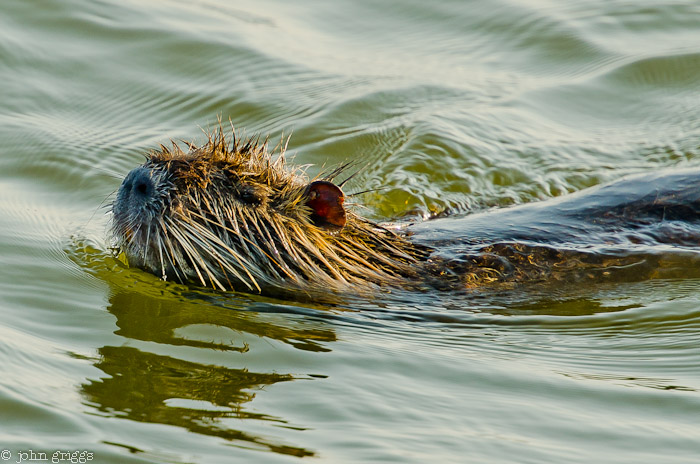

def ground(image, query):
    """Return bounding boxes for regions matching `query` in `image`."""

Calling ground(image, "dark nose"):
[113,166,169,235]
[121,167,156,200]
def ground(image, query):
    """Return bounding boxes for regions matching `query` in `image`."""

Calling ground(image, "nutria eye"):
[238,183,267,206]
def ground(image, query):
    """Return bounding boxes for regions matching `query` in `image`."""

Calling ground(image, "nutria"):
[111,126,700,295]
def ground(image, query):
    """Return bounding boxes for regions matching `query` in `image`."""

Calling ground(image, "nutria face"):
[111,129,426,294]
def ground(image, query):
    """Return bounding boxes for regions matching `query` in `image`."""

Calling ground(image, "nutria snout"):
[113,166,171,224]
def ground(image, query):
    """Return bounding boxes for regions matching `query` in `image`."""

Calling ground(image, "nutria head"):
[111,127,429,294]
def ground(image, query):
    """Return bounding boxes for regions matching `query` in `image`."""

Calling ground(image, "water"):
[1,0,699,462]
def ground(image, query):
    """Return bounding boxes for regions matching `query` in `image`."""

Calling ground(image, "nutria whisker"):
[324,161,356,183]
[155,232,166,281]
[346,186,388,197]
[165,216,224,289]
[175,215,261,290]
[160,226,185,283]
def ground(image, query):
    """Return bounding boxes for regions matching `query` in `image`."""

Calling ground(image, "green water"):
[1,0,700,462]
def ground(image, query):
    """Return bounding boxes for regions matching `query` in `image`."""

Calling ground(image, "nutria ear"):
[306,180,347,231]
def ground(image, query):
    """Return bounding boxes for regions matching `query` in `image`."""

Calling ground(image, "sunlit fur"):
[111,127,429,294]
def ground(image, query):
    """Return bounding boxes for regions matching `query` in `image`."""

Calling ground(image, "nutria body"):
[111,127,700,295]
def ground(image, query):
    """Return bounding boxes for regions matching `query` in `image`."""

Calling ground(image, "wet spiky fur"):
[111,127,430,294]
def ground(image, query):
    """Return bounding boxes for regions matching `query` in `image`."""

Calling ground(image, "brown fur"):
[112,126,430,294]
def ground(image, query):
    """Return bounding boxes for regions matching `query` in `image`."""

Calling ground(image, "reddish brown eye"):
[306,180,347,230]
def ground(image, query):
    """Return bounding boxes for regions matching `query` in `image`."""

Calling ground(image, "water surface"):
[1,0,700,462]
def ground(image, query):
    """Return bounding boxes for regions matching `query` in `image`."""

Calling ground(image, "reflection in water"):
[107,288,337,352]
[560,371,696,392]
[484,294,641,318]
[81,286,338,458]
[82,346,313,457]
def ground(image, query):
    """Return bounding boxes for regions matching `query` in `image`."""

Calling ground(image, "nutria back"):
[410,167,700,289]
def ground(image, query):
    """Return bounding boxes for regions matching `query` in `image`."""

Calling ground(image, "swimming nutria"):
[111,126,700,295]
